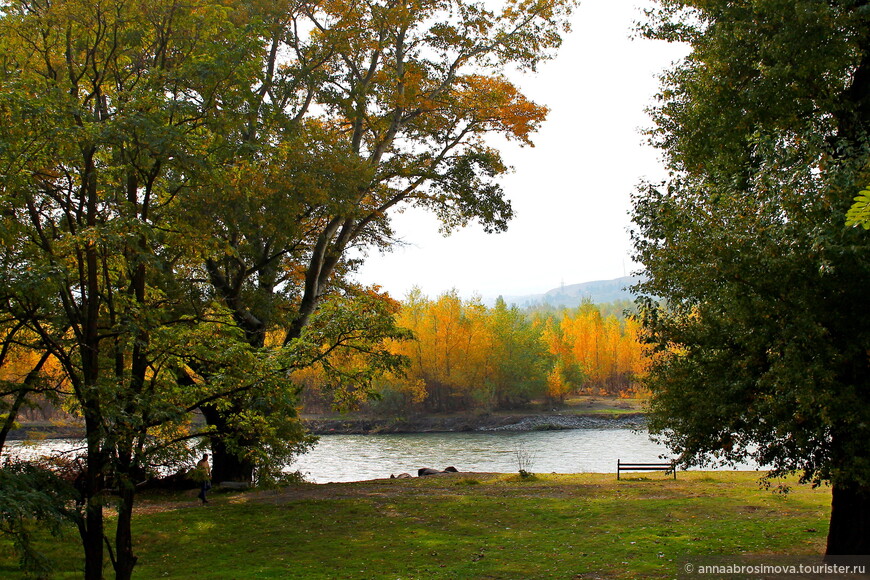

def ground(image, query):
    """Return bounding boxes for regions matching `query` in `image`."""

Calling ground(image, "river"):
[6,429,758,483]
[290,429,672,482]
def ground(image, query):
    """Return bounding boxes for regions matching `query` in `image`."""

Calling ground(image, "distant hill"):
[501,275,643,309]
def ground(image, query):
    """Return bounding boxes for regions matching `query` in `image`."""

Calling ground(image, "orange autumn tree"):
[372,291,548,413]
[290,288,414,414]
[616,316,649,396]
[539,317,582,403]
[386,289,493,412]
[564,305,615,390]
[537,303,649,399]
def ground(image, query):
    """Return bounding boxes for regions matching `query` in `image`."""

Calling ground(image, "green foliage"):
[0,461,79,578]
[632,0,870,554]
[486,297,551,407]
[0,0,316,575]
[293,290,413,410]
[175,0,577,482]
[846,185,870,229]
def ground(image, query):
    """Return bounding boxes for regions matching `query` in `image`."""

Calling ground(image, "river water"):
[6,429,757,483]
[289,429,672,482]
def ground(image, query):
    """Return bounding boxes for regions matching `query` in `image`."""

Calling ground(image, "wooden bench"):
[617,459,676,480]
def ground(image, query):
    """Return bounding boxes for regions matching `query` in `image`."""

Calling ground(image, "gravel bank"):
[304,413,646,434]
[9,413,647,439]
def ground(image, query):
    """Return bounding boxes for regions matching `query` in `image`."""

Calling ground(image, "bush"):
[0,460,80,578]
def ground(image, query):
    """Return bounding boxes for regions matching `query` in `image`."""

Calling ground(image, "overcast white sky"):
[355,0,690,302]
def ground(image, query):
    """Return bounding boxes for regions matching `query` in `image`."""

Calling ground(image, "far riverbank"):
[303,411,646,434]
[7,396,649,439]
[303,395,647,434]
[6,411,646,440]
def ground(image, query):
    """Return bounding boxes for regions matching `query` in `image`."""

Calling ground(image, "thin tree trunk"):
[114,480,138,580]
[0,388,29,458]
[82,418,105,580]
[79,142,106,580]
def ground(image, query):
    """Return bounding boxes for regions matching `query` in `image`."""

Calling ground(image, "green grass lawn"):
[1,471,831,579]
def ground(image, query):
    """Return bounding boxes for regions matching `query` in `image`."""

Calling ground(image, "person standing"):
[196,453,212,504]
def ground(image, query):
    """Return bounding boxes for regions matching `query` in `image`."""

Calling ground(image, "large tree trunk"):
[200,403,256,483]
[826,481,870,556]
[210,441,255,484]
[81,146,107,580]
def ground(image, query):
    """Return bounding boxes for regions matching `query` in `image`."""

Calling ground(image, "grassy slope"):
[558,396,646,415]
[2,471,831,579]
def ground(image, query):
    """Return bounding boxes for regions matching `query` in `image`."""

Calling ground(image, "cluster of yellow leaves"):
[0,340,68,388]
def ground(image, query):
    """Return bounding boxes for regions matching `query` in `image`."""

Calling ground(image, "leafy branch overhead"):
[846,185,870,229]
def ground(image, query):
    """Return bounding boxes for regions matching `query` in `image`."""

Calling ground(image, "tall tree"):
[486,297,548,408]
[187,0,576,480]
[0,0,293,576]
[632,0,870,556]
